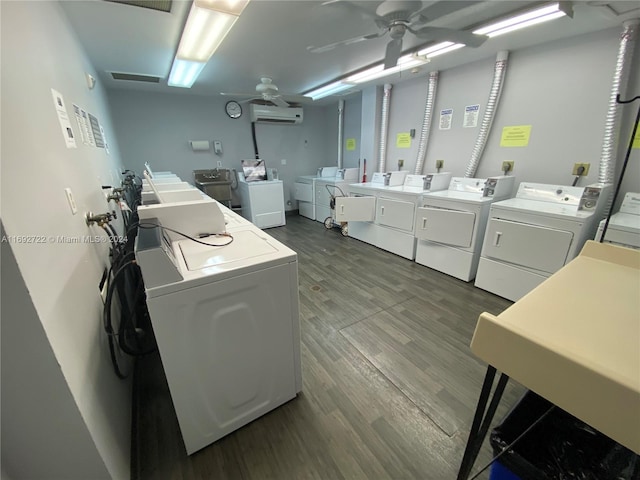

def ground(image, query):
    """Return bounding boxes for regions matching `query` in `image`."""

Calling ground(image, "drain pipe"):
[598,19,639,188]
[465,50,509,178]
[414,71,439,174]
[378,83,392,173]
[337,100,345,169]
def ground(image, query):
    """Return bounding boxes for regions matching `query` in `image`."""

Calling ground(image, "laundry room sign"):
[500,125,532,147]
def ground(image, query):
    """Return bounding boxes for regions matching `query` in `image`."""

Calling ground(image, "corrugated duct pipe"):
[337,100,345,169]
[414,71,439,174]
[465,50,509,178]
[378,84,393,173]
[598,19,639,186]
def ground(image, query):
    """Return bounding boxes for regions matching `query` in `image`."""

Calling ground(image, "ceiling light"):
[168,0,250,88]
[417,42,465,58]
[306,81,353,100]
[473,2,572,38]
[347,54,428,84]
[168,59,206,88]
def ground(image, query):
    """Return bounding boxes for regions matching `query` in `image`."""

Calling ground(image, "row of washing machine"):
[136,167,302,455]
[318,169,636,303]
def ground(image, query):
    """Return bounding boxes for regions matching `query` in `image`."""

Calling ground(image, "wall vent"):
[110,72,161,83]
[105,0,172,13]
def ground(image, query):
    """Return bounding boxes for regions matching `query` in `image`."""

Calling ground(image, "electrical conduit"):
[465,50,509,178]
[414,71,439,174]
[378,84,392,173]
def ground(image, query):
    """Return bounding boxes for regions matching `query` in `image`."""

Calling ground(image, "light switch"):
[64,188,78,214]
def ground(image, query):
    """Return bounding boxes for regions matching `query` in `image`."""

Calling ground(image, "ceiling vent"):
[110,72,161,83]
[105,0,172,13]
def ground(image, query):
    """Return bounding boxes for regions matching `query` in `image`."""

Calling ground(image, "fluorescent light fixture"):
[417,42,465,58]
[473,2,571,38]
[168,0,250,88]
[347,54,428,84]
[306,81,353,100]
[168,59,206,88]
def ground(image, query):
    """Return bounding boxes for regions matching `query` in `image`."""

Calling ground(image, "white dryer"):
[596,192,640,249]
[335,172,452,259]
[414,176,515,282]
[475,182,611,301]
[314,168,359,223]
[135,204,301,455]
[293,166,339,220]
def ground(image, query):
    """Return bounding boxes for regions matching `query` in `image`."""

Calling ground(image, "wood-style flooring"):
[133,215,525,479]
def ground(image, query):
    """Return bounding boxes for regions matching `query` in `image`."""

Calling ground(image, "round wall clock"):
[225,101,242,119]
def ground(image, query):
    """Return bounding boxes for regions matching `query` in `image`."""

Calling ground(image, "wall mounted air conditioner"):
[250,104,303,125]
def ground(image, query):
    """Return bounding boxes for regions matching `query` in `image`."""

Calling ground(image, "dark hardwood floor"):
[134,215,525,479]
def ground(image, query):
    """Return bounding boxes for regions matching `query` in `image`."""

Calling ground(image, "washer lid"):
[179,229,278,271]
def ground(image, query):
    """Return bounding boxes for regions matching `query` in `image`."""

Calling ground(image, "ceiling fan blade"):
[384,38,403,69]
[271,97,290,108]
[410,26,487,48]
[409,1,482,26]
[220,92,259,97]
[307,30,384,54]
[321,0,386,24]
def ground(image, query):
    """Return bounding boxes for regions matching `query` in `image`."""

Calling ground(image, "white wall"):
[1,2,131,478]
[381,26,640,200]
[107,90,336,209]
[1,228,109,479]
[342,94,363,169]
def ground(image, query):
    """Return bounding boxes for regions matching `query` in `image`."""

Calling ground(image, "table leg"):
[457,365,510,480]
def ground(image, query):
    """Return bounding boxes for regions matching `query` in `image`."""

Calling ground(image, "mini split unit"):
[250,105,303,125]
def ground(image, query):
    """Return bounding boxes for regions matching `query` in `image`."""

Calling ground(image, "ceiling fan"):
[308,0,488,69]
[220,78,311,108]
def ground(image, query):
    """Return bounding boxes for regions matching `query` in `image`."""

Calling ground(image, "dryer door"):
[482,218,573,274]
[376,197,415,232]
[415,206,476,247]
[335,196,376,223]
[293,182,312,202]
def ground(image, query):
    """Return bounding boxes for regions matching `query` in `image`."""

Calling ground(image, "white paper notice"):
[464,104,480,128]
[51,89,77,148]
[72,104,87,144]
[439,108,453,130]
[100,124,110,154]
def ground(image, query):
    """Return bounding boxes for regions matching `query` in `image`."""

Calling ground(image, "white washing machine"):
[293,166,339,220]
[414,176,515,281]
[475,182,612,301]
[335,172,452,259]
[314,168,360,223]
[135,202,301,455]
[237,175,285,229]
[596,192,640,248]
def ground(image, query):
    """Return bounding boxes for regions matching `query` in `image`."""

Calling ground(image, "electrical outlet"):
[572,163,590,176]
[435,160,444,169]
[398,159,404,168]
[502,161,514,173]
[281,159,287,165]
[217,160,222,168]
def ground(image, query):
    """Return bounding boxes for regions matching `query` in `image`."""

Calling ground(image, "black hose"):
[251,121,260,159]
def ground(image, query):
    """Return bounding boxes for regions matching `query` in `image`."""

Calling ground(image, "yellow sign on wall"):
[396,133,411,148]
[346,138,356,151]
[500,125,532,147]
[632,123,640,149]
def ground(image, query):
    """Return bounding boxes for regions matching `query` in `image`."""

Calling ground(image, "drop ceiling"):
[60,0,640,105]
